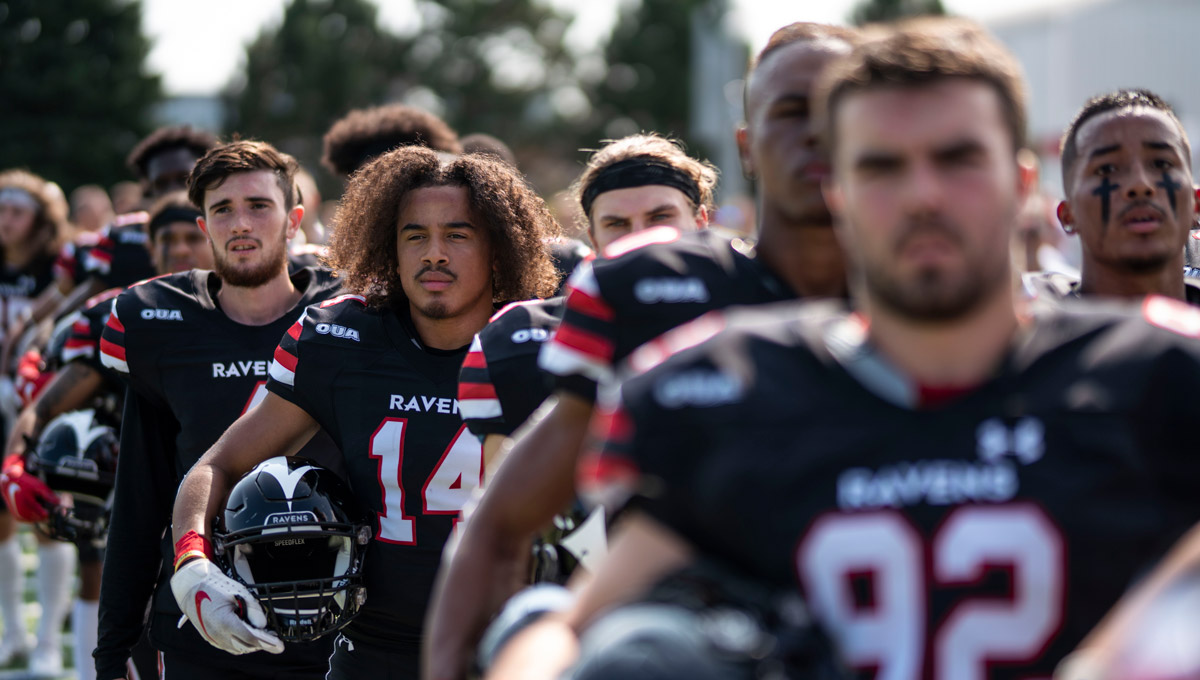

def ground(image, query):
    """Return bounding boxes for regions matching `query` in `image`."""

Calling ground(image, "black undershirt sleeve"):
[95,385,180,679]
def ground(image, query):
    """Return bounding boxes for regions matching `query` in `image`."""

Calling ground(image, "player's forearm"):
[4,408,37,455]
[173,393,320,544]
[424,512,530,680]
[172,460,233,543]
[485,616,580,680]
[28,363,104,438]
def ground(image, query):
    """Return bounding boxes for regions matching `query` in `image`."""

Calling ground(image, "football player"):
[1026,89,1200,303]
[423,23,856,680]
[458,133,716,465]
[0,126,217,374]
[168,145,560,679]
[0,169,69,670]
[1,191,213,680]
[493,18,1200,680]
[95,141,344,680]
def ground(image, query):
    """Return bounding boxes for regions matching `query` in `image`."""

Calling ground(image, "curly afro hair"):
[126,126,217,181]
[322,104,463,178]
[327,145,560,308]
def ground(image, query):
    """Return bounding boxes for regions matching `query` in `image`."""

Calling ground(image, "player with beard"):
[491,18,1200,680]
[167,146,559,679]
[95,141,343,680]
[1025,89,1200,304]
[422,24,855,680]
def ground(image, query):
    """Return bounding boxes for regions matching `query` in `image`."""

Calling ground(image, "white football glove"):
[170,558,284,655]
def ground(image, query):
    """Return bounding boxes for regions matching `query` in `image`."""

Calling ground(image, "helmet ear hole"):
[214,456,370,642]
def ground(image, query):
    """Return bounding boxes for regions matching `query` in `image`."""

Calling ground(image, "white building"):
[988,0,1200,196]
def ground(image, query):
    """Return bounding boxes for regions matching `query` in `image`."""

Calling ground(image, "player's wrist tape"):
[173,530,213,571]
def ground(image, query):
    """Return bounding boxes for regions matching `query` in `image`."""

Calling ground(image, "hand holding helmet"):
[170,543,285,656]
[0,452,58,522]
[212,456,370,642]
[26,409,118,541]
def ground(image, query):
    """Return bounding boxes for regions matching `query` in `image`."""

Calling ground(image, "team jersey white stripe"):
[269,359,295,387]
[99,351,127,374]
[459,398,503,421]
[60,346,94,363]
[539,341,611,383]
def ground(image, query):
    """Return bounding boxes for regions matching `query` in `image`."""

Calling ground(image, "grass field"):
[0,527,76,680]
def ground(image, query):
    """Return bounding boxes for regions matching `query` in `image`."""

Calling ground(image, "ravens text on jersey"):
[93,267,341,680]
[582,297,1200,680]
[268,295,483,652]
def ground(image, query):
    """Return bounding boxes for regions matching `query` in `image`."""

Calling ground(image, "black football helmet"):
[213,456,371,642]
[30,409,119,542]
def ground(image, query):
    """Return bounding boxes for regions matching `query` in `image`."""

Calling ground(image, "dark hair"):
[322,104,463,177]
[327,145,560,307]
[126,126,217,181]
[1060,89,1190,190]
[0,169,66,260]
[461,133,518,167]
[570,134,718,231]
[754,22,859,70]
[744,23,858,118]
[817,17,1028,153]
[187,140,299,213]
[146,191,202,240]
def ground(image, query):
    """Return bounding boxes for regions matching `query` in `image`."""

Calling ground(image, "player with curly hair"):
[168,145,559,679]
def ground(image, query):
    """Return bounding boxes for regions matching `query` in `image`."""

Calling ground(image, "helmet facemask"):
[215,457,371,641]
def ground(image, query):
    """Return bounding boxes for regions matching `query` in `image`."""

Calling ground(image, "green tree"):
[0,0,161,192]
[227,0,589,194]
[225,0,405,187]
[587,0,708,146]
[393,0,587,169]
[849,0,946,25]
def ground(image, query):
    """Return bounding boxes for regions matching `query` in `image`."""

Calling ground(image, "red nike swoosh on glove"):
[195,591,213,639]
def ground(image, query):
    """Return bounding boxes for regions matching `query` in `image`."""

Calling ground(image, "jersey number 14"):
[368,417,483,545]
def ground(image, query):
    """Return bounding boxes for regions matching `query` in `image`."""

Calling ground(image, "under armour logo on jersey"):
[633,277,710,304]
[140,308,183,321]
[976,417,1044,465]
[314,323,360,342]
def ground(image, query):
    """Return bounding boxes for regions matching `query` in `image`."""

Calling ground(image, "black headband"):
[581,158,702,217]
[148,206,202,238]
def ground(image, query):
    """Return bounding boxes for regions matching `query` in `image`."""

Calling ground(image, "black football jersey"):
[55,286,124,422]
[0,252,55,339]
[267,295,483,651]
[59,287,121,375]
[539,226,792,401]
[459,297,564,438]
[56,214,156,290]
[1022,270,1200,306]
[101,267,342,472]
[583,296,1200,680]
[94,267,342,677]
